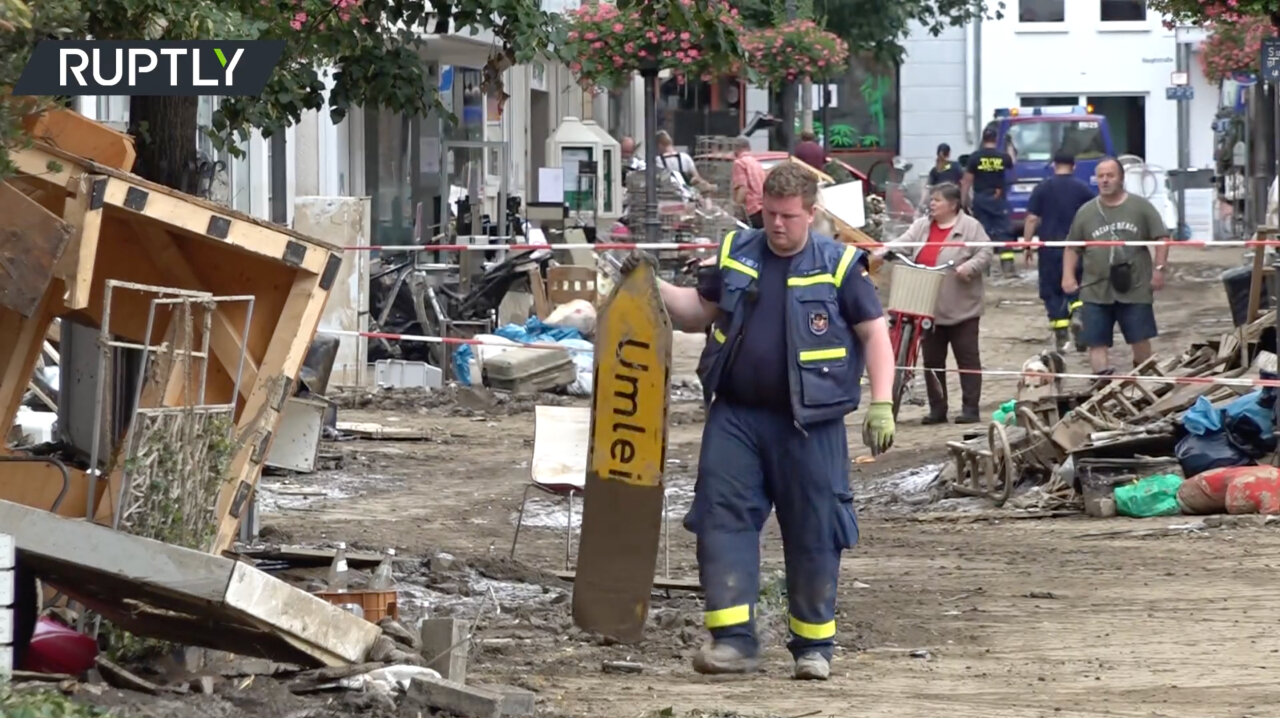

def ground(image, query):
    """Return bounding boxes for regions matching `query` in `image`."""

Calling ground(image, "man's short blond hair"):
[763,162,819,208]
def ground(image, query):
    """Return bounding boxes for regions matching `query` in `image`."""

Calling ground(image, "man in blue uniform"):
[1022,151,1095,351]
[962,127,1016,274]
[619,163,897,681]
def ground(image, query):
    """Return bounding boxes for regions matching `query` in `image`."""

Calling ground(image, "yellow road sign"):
[573,259,672,641]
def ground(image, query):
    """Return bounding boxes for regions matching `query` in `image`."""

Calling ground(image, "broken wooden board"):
[553,570,699,593]
[0,181,73,317]
[336,421,430,440]
[0,499,380,667]
[572,260,672,642]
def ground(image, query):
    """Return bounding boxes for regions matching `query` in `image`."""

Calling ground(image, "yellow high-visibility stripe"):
[722,258,758,278]
[1068,300,1083,311]
[789,615,836,640]
[834,246,858,286]
[705,604,751,629]
[788,273,835,287]
[999,251,1015,260]
[712,327,727,343]
[799,347,848,362]
[1050,319,1070,329]
[719,230,736,268]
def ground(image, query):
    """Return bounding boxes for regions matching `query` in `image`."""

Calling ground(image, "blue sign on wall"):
[1166,85,1194,101]
[1263,38,1280,83]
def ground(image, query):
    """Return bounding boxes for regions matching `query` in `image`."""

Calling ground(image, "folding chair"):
[511,405,670,575]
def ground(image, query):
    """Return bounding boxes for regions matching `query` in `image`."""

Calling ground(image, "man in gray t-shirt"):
[1063,158,1170,374]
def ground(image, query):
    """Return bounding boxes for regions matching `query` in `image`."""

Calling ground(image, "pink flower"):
[613,22,624,32]
[289,11,307,29]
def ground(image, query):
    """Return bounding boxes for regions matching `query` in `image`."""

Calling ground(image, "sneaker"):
[692,641,759,675]
[793,652,830,681]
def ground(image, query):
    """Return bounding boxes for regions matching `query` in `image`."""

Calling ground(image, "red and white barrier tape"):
[345,239,1280,252]
[330,330,1279,389]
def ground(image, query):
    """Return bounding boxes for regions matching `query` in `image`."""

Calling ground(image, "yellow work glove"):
[862,401,895,455]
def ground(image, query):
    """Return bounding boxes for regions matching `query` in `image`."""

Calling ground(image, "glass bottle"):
[327,541,351,591]
[369,547,396,590]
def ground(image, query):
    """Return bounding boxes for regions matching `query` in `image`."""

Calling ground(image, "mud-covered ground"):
[74,246,1280,717]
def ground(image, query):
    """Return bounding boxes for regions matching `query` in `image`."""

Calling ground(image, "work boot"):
[1000,257,1017,277]
[692,641,759,675]
[954,408,981,424]
[793,652,830,681]
[921,413,948,425]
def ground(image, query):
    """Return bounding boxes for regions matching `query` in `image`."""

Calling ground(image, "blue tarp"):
[453,318,586,386]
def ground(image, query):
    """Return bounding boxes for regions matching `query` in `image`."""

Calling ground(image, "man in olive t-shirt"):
[1063,157,1170,374]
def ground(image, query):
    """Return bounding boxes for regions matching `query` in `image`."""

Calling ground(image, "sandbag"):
[1177,465,1273,514]
[1224,468,1280,514]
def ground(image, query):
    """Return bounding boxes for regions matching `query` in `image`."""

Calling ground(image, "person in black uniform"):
[962,127,1016,274]
[1023,150,1096,351]
[927,143,963,187]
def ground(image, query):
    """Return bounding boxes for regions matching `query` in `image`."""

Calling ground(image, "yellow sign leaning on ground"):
[587,261,672,487]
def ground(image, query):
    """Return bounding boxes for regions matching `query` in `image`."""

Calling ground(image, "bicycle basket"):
[887,263,946,316]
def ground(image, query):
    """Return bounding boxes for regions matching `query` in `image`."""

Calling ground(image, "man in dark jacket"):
[1023,151,1096,351]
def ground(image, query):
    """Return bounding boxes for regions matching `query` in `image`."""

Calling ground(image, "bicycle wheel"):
[891,321,914,421]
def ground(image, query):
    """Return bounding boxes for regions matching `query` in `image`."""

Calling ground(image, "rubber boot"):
[1053,328,1070,353]
[1069,312,1086,353]
[954,407,980,424]
[794,652,830,681]
[692,641,760,675]
[1000,257,1016,277]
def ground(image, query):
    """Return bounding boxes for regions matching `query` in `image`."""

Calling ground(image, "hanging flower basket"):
[562,0,748,90]
[1150,0,1280,30]
[1200,15,1277,81]
[742,19,849,85]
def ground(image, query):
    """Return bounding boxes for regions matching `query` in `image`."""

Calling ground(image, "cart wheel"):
[987,421,1016,506]
[891,322,914,421]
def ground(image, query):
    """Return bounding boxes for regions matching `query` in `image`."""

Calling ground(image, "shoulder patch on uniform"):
[809,309,829,335]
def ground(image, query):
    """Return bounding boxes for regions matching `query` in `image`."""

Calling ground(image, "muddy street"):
[235,246,1280,717]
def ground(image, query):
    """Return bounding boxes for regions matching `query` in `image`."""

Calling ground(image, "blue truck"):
[983,106,1116,235]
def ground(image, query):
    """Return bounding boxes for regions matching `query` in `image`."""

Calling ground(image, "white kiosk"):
[544,117,623,227]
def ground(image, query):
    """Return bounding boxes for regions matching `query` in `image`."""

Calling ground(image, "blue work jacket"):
[695,228,867,427]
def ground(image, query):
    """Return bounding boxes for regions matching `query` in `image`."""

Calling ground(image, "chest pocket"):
[788,281,850,408]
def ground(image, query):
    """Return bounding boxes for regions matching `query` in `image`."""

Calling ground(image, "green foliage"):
[742,19,849,84]
[0,685,111,718]
[1147,0,1280,30]
[827,123,855,147]
[0,0,563,173]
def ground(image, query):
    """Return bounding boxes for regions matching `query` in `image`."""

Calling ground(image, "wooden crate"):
[313,589,399,624]
[0,141,343,553]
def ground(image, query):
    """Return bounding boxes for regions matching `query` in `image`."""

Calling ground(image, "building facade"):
[900,0,1220,178]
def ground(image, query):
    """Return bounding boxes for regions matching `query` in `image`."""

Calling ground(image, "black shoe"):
[954,410,981,424]
[921,414,948,425]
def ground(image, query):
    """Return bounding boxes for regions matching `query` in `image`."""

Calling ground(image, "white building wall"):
[898,23,970,175]
[977,1,1216,172]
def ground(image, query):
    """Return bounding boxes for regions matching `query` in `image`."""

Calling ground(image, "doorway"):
[529,89,550,200]
[1087,94,1146,159]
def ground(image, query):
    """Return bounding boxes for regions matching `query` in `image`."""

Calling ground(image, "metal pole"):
[1274,82,1280,228]
[642,67,661,244]
[821,84,830,152]
[1176,40,1190,240]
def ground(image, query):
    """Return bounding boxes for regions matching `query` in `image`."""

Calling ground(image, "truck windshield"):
[1005,120,1107,162]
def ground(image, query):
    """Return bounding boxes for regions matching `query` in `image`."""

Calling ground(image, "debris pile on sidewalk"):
[935,307,1280,518]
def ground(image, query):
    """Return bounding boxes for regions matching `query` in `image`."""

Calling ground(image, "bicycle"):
[880,249,953,420]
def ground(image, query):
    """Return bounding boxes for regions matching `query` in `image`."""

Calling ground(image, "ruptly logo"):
[13,40,286,96]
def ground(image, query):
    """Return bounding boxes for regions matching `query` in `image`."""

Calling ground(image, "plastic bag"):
[1114,474,1184,518]
[1174,431,1251,478]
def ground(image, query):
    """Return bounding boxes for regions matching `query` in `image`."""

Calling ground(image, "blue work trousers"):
[971,191,1012,244]
[683,400,859,661]
[1037,247,1082,328]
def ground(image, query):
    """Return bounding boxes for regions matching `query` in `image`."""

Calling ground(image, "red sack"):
[1179,466,1280,514]
[1224,469,1280,514]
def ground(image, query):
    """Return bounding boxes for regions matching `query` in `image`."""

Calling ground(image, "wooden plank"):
[553,569,700,593]
[0,181,73,317]
[572,260,672,642]
[12,143,338,254]
[0,498,379,667]
[132,219,260,400]
[101,178,330,276]
[211,270,333,553]
[1246,242,1266,325]
[21,108,136,172]
[56,173,106,310]
[236,545,383,567]
[0,283,58,443]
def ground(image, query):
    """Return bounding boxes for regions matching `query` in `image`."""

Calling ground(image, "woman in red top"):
[874,183,993,424]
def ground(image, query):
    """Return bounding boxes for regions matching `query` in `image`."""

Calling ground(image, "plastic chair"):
[511,405,670,575]
[546,266,598,306]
